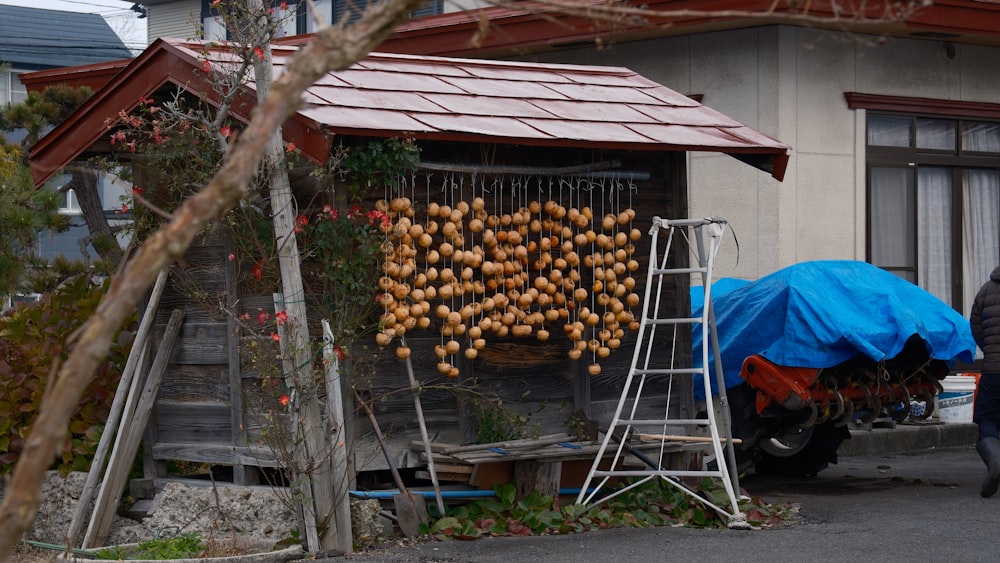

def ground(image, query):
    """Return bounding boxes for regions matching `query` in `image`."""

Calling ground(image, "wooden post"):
[252,16,336,551]
[321,321,353,553]
[514,460,562,501]
[83,308,185,548]
[225,234,253,485]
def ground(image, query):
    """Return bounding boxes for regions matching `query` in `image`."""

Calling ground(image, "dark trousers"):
[975,371,1000,441]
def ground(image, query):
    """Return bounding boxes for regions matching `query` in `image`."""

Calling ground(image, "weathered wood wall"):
[356,145,692,469]
[140,143,693,482]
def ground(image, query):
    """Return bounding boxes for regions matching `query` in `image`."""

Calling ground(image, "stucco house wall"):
[531,25,1000,282]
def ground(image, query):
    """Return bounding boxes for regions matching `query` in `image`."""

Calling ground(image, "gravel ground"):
[5,471,389,560]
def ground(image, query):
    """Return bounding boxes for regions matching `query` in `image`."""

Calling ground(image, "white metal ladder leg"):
[575,216,748,529]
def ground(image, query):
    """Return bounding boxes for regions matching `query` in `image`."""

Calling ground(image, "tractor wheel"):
[752,422,851,477]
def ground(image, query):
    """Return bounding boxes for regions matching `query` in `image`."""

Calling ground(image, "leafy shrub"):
[93,532,206,560]
[0,274,135,475]
[423,479,798,540]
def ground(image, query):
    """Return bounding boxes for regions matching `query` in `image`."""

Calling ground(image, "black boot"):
[976,437,1000,498]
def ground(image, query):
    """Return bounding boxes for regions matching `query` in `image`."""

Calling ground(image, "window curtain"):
[870,167,915,275]
[917,167,953,305]
[962,169,1000,316]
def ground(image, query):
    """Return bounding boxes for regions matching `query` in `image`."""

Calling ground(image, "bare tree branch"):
[0,0,425,556]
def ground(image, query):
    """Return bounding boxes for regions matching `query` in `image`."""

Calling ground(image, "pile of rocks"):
[11,471,387,551]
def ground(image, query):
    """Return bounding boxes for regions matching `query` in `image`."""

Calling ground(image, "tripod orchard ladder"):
[575,216,747,529]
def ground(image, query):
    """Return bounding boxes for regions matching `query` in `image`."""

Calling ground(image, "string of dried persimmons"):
[375,172,643,378]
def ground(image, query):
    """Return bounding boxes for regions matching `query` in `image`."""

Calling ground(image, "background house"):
[138,0,457,42]
[376,0,1000,322]
[0,4,134,264]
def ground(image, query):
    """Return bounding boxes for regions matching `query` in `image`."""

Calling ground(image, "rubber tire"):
[752,422,851,477]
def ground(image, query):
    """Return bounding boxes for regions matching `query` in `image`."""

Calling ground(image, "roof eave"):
[376,0,1000,57]
[29,40,332,187]
[309,124,790,180]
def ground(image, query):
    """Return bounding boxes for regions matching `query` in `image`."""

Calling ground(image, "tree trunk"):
[67,163,124,266]
[0,0,425,557]
[250,4,343,551]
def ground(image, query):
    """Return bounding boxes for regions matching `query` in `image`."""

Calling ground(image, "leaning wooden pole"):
[64,268,168,547]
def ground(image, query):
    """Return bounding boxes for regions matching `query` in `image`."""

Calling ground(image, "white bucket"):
[937,375,977,423]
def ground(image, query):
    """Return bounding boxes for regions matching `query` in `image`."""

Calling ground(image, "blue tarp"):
[691,260,977,399]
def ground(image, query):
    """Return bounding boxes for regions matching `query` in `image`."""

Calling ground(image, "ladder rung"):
[593,469,727,478]
[644,317,703,326]
[633,368,705,376]
[636,433,743,444]
[651,267,707,276]
[617,418,710,426]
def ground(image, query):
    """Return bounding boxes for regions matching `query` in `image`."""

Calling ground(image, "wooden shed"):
[26,39,788,489]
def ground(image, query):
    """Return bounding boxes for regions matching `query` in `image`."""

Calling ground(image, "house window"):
[865,112,1000,315]
[0,70,28,105]
[203,0,441,37]
[332,0,442,24]
[60,188,82,215]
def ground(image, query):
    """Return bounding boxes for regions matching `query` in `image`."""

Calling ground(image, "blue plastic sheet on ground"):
[690,260,976,400]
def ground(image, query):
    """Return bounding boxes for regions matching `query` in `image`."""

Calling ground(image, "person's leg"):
[979,419,999,442]
[975,374,1000,497]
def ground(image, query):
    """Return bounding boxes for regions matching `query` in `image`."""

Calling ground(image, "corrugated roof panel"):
[308,85,449,113]
[437,76,571,99]
[458,64,575,83]
[722,125,786,147]
[528,99,659,123]
[521,119,656,144]
[299,91,330,106]
[311,73,354,87]
[629,104,743,127]
[411,113,555,139]
[426,93,555,118]
[557,70,649,88]
[299,106,437,133]
[330,68,467,93]
[635,85,703,107]
[355,57,475,78]
[542,81,665,104]
[626,122,771,148]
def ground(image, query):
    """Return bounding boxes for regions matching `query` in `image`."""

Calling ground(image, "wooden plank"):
[150,442,278,467]
[431,463,473,474]
[442,433,577,454]
[415,471,470,483]
[66,268,168,548]
[153,401,233,443]
[157,321,229,364]
[84,308,185,549]
[156,364,229,402]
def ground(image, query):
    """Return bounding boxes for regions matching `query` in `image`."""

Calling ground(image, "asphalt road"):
[340,446,999,562]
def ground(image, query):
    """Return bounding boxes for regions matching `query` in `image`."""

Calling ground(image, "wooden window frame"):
[849,92,1000,309]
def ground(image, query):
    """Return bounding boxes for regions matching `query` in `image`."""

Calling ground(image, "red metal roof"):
[369,0,1000,58]
[27,38,789,186]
